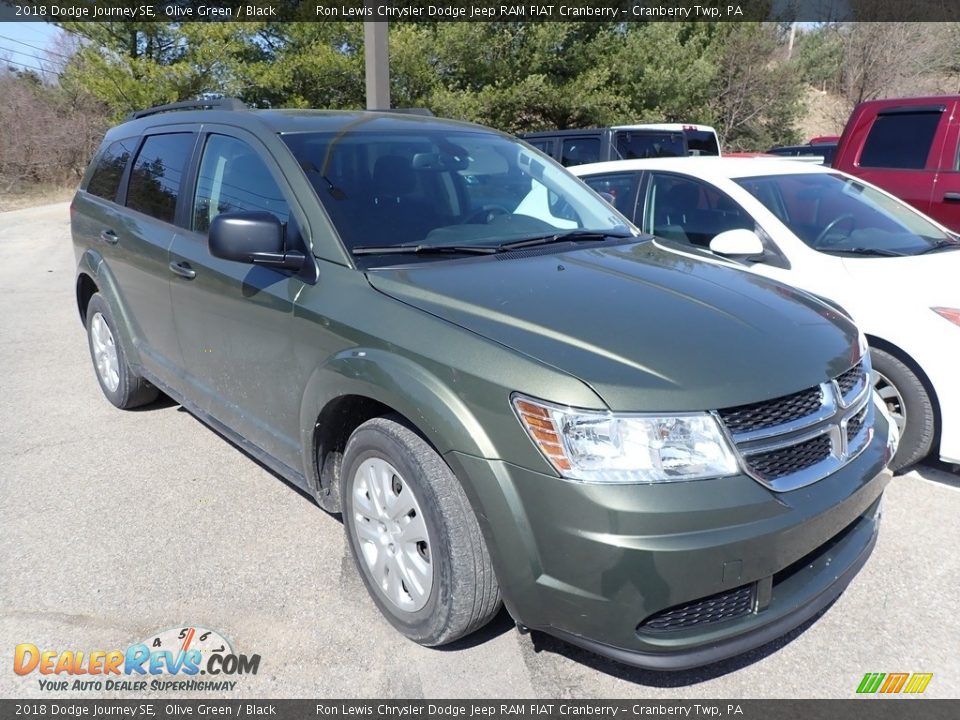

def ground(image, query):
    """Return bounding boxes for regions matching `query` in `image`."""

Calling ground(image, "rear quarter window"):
[126,133,195,225]
[859,111,942,169]
[85,138,137,201]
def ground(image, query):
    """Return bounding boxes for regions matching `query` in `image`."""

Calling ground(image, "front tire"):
[340,415,501,646]
[871,347,935,471]
[85,293,158,409]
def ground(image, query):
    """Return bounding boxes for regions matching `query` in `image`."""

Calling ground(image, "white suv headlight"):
[512,395,740,484]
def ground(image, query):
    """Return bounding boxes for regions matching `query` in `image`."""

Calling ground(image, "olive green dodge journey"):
[72,99,898,670]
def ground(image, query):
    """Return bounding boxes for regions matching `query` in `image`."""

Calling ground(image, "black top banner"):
[0,0,958,23]
[0,701,958,720]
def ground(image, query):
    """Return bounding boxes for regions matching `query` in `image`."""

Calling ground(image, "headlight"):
[932,307,960,327]
[512,395,739,484]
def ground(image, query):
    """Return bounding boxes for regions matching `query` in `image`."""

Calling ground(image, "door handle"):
[99,229,119,245]
[944,192,960,203]
[168,261,196,280]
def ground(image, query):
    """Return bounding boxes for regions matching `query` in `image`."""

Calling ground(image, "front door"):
[169,130,304,467]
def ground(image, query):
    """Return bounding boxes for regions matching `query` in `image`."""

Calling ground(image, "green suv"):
[72,99,897,670]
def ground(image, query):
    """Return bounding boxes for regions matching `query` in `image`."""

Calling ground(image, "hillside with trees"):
[2,21,958,203]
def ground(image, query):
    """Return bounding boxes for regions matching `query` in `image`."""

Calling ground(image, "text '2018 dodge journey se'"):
[72,99,898,670]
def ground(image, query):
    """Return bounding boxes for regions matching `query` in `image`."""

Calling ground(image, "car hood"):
[366,241,860,412]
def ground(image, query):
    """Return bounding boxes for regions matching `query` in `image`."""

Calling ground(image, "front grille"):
[718,360,871,492]
[718,386,823,435]
[638,585,754,633]
[836,362,866,401]
[846,405,868,443]
[746,434,832,481]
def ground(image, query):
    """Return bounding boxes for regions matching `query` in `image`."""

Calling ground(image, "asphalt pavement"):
[1,202,958,699]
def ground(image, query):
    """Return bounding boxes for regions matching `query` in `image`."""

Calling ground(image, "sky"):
[0,21,64,76]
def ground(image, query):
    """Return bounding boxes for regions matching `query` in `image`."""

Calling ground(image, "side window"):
[615,132,686,159]
[193,134,290,233]
[560,137,600,167]
[859,111,941,169]
[126,133,195,224]
[86,138,136,201]
[582,172,641,221]
[645,173,752,247]
[526,139,555,158]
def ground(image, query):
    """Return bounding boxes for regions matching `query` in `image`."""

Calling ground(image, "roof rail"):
[127,97,247,121]
[379,107,434,117]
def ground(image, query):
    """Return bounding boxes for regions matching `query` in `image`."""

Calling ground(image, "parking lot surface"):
[1,203,958,699]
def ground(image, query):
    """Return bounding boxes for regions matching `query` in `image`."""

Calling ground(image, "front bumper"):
[447,413,891,670]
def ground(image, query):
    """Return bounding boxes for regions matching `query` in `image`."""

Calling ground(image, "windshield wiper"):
[497,230,634,252]
[352,244,498,257]
[916,239,960,254]
[826,247,905,257]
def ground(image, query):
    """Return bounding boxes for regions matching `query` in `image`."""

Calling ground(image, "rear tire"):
[85,293,159,409]
[871,347,934,471]
[340,415,501,646]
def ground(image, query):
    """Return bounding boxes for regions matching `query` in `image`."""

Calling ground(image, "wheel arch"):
[299,349,499,513]
[866,333,942,449]
[75,248,143,368]
[76,272,99,325]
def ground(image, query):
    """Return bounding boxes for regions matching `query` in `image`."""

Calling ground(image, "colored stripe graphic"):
[880,673,909,693]
[857,672,933,694]
[903,673,934,694]
[857,673,885,693]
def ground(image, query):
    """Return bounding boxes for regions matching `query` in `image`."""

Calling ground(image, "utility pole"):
[363,3,390,110]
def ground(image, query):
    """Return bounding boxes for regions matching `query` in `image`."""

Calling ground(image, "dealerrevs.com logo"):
[13,626,260,692]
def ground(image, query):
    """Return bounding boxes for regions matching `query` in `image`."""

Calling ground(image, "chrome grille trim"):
[718,359,874,492]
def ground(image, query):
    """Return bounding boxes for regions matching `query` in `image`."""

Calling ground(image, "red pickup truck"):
[833,96,960,232]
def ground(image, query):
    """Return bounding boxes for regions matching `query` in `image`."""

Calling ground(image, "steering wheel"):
[465,205,510,224]
[814,213,856,247]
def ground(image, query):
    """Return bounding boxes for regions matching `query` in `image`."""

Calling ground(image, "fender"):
[298,346,499,486]
[76,248,146,371]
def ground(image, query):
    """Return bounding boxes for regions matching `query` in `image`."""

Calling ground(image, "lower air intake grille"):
[638,585,754,633]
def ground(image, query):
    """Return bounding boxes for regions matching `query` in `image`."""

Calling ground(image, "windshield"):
[734,172,956,256]
[281,127,631,264]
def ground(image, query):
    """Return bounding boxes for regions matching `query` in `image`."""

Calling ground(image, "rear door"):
[850,104,951,217]
[92,129,195,389]
[928,103,960,231]
[168,127,306,468]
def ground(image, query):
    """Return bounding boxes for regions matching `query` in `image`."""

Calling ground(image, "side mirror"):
[709,229,764,258]
[598,191,616,206]
[208,211,304,271]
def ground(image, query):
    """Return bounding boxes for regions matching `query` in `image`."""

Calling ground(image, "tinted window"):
[645,172,753,247]
[526,139,554,156]
[582,172,641,220]
[193,135,290,233]
[685,130,720,157]
[859,111,941,169]
[86,138,136,201]
[126,133,194,224]
[560,137,600,166]
[615,131,686,159]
